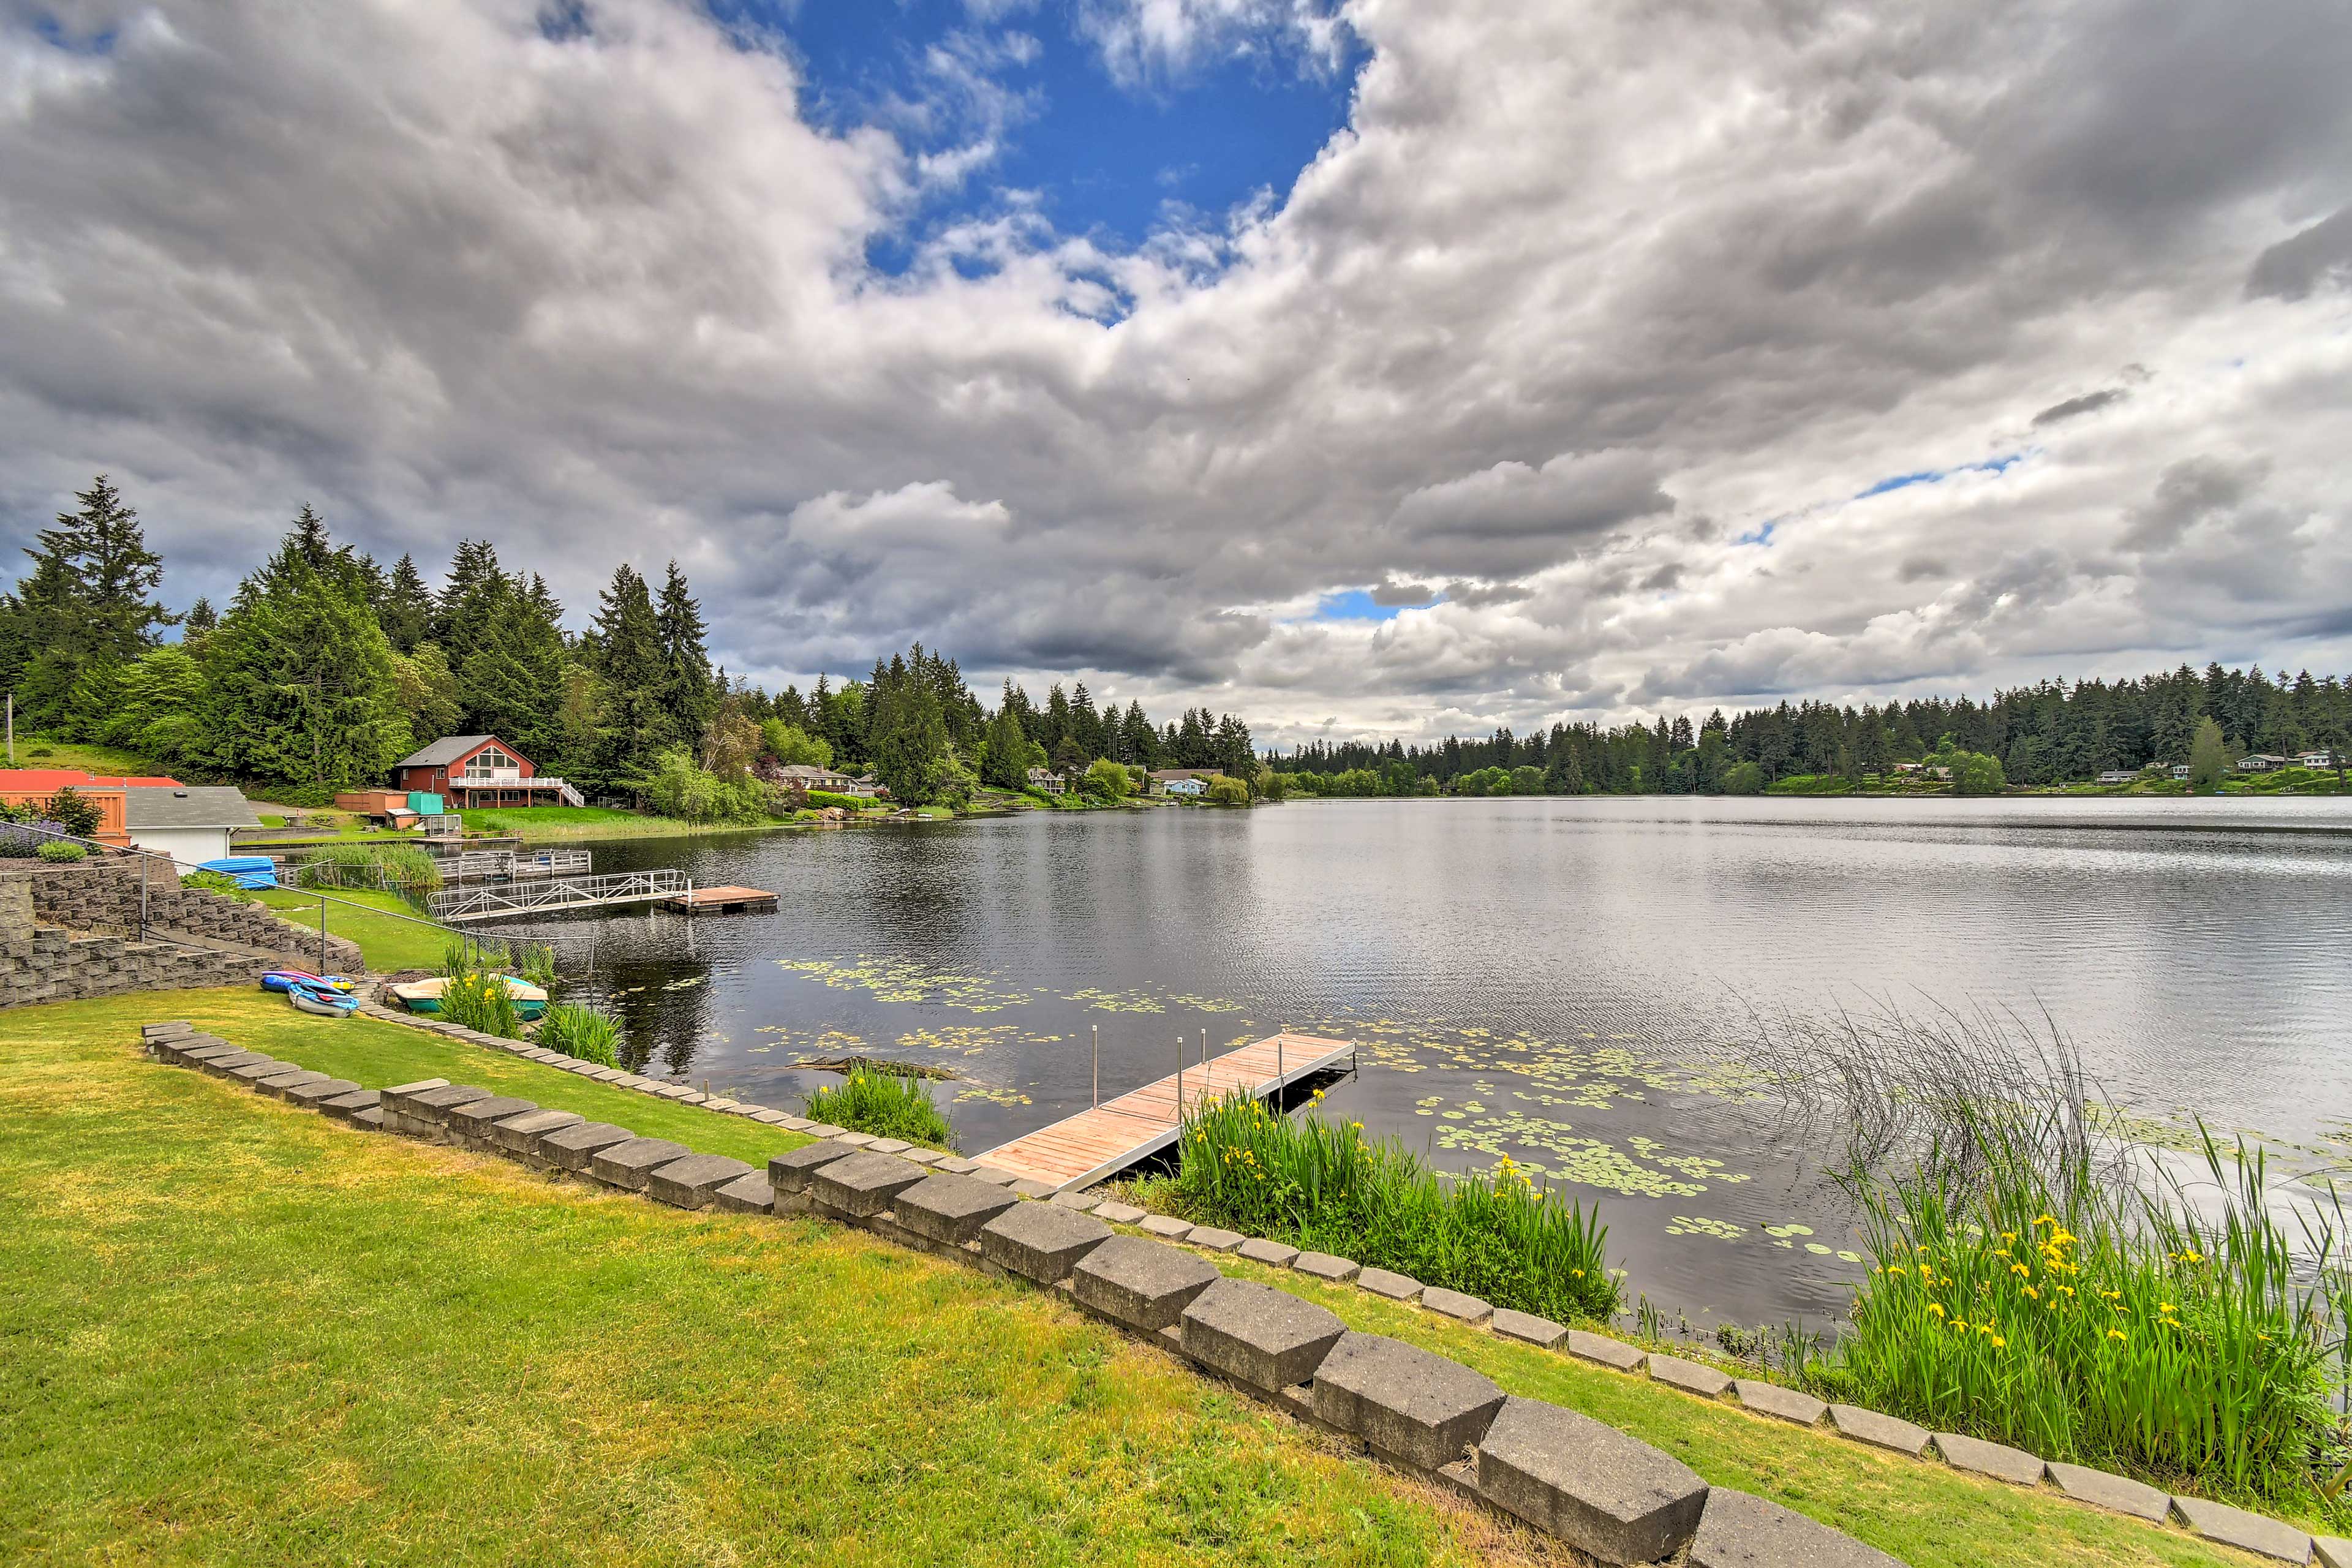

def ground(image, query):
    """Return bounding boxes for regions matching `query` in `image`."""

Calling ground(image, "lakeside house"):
[2236,753,2288,772]
[2171,764,2192,780]
[773,763,859,794]
[391,736,585,809]
[1150,769,1215,797]
[2095,769,2138,785]
[1025,766,1065,796]
[2294,748,2338,769]
[123,785,263,865]
[0,767,186,846]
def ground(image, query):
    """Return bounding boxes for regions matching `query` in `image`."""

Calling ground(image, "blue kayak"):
[200,856,279,890]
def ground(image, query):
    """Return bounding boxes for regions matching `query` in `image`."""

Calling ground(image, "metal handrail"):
[0,817,500,970]
[427,866,688,921]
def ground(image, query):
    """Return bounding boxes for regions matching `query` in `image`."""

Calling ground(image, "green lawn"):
[6,733,159,776]
[1,993,1534,1568]
[2,989,2293,1567]
[251,886,451,973]
[458,805,796,842]
[153,990,815,1163]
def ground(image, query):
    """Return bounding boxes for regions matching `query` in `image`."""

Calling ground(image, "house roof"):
[774,764,848,780]
[1148,768,1218,780]
[0,769,184,791]
[123,785,264,831]
[394,735,504,768]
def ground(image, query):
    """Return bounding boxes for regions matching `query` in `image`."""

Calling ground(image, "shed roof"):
[123,785,265,831]
[394,735,503,768]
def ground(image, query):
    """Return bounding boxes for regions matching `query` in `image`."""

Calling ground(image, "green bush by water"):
[1753,1002,2351,1513]
[1159,1091,1619,1324]
[537,1003,620,1068]
[804,1068,954,1150]
[295,841,442,891]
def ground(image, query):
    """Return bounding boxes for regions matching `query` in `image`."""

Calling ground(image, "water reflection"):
[469,797,2352,1326]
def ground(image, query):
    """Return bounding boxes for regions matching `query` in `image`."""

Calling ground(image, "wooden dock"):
[973,1032,1356,1193]
[667,884,777,914]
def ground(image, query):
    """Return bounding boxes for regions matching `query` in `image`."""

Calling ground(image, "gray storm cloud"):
[1,0,2347,748]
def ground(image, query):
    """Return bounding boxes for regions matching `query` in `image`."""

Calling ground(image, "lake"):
[486,796,2352,1330]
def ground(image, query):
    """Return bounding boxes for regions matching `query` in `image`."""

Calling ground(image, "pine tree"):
[195,511,406,791]
[0,475,174,734]
[587,564,664,790]
[982,703,1032,790]
[379,554,434,654]
[654,560,717,746]
[434,540,507,674]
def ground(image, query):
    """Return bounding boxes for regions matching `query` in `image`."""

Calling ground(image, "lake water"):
[488,796,2352,1329]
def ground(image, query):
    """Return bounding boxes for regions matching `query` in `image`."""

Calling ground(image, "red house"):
[391,736,582,809]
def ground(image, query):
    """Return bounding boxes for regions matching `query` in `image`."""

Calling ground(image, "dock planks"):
[974,1032,1355,1192]
[667,885,778,914]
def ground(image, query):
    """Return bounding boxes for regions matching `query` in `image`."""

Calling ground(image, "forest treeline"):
[0,477,1256,812]
[1270,665,2352,796]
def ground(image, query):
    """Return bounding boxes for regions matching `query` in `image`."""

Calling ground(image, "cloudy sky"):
[3,0,2348,748]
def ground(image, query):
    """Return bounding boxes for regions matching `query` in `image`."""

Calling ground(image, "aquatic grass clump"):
[805,1068,955,1150]
[296,841,443,892]
[537,1003,620,1068]
[1752,1000,2351,1511]
[1169,1091,1619,1324]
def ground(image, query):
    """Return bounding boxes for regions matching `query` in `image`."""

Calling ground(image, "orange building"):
[0,769,183,848]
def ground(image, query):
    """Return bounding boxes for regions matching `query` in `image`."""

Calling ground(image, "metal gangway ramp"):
[973,1032,1356,1193]
[429,867,690,924]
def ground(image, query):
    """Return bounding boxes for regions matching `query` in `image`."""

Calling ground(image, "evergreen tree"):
[0,475,174,734]
[981,703,1032,790]
[195,511,406,791]
[654,560,717,745]
[2187,717,2231,791]
[380,554,434,654]
[587,564,664,789]
[390,643,463,748]
[434,540,507,675]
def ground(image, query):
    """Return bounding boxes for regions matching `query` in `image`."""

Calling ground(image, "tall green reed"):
[1750,1000,2346,1508]
[1167,1090,1617,1324]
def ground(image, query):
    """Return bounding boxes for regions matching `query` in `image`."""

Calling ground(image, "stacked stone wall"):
[10,860,361,971]
[0,862,361,1009]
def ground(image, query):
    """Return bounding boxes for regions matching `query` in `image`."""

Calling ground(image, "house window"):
[461,746,519,780]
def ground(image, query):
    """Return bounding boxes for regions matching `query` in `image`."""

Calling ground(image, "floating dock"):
[973,1031,1355,1193]
[431,867,690,924]
[667,884,778,915]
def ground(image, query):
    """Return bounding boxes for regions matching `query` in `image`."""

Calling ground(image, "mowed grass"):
[252,886,453,973]
[130,989,812,1166]
[456,805,793,842]
[1193,1253,2271,1568]
[0,993,2280,1568]
[0,996,1541,1568]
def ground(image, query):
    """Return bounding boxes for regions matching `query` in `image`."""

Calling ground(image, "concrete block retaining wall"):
[153,1004,2345,1568]
[0,862,361,1009]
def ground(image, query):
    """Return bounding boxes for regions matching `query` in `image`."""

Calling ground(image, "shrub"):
[39,788,100,841]
[637,747,774,824]
[804,1068,954,1149]
[26,746,52,758]
[36,840,87,863]
[1164,1091,1619,1325]
[1082,758,1132,801]
[537,1003,620,1068]
[0,820,70,858]
[805,790,870,812]
[179,869,246,897]
[1204,775,1251,807]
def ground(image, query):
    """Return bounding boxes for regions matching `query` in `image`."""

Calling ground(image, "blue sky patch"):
[726,0,1362,273]
[1314,588,1442,621]
[1855,451,2024,500]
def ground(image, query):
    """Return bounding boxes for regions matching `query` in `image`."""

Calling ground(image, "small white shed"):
[123,786,264,867]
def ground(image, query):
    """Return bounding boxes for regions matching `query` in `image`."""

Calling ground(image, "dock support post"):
[1091,1025,1098,1109]
[1276,1028,1283,1099]
[1174,1036,1182,1119]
